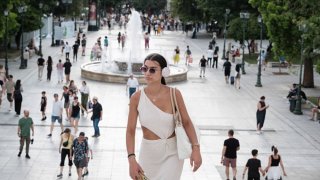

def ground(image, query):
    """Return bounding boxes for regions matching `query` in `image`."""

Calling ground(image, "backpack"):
[104,38,108,46]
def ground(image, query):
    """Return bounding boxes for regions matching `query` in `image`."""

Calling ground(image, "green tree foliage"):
[249,0,320,87]
[133,0,167,14]
[170,0,203,22]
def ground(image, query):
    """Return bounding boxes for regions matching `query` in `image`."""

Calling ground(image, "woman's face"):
[143,60,162,84]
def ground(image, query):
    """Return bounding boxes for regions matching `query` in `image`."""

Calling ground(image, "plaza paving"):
[0,27,320,180]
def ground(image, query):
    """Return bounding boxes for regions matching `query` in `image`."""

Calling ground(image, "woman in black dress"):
[13,80,23,117]
[256,96,269,134]
[47,56,53,81]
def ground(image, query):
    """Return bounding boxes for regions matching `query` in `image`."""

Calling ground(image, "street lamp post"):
[255,15,263,87]
[293,23,307,115]
[39,2,43,56]
[18,5,27,69]
[4,9,9,77]
[240,12,250,74]
[51,1,60,47]
[222,9,230,60]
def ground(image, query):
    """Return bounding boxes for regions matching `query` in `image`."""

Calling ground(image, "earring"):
[162,67,170,77]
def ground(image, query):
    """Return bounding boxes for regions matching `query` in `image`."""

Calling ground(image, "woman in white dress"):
[265,146,287,179]
[126,53,202,180]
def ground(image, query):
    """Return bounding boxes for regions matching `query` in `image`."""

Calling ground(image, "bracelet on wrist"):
[127,153,136,158]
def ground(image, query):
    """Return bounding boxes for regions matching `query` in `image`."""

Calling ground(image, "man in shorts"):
[48,94,64,137]
[221,129,240,180]
[72,132,88,180]
[5,75,15,111]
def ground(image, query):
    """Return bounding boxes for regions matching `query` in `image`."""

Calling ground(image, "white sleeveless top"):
[138,88,175,139]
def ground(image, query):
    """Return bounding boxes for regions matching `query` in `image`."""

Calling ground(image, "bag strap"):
[172,88,183,126]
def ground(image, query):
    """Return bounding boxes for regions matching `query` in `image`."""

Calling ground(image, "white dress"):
[137,89,184,180]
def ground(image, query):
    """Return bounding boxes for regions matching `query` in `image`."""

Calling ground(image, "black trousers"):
[47,68,52,80]
[60,148,73,166]
[14,98,22,115]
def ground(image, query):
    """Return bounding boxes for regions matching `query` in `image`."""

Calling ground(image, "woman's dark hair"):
[144,53,168,85]
[260,96,265,100]
[64,128,71,133]
[271,145,278,155]
[48,56,53,65]
[15,79,21,90]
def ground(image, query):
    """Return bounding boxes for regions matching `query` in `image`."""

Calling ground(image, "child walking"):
[40,91,47,121]
[242,149,265,180]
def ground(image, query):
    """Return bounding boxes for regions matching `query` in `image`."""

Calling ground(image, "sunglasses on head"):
[140,66,159,74]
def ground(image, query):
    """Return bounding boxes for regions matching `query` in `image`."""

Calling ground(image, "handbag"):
[62,135,70,147]
[170,88,200,160]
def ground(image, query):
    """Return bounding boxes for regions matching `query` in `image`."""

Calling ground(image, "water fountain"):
[81,9,188,84]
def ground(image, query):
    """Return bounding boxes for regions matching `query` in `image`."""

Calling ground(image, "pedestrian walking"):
[207,46,213,67]
[185,45,192,65]
[64,42,71,59]
[40,91,47,121]
[223,59,232,84]
[61,86,71,120]
[81,34,87,56]
[69,96,86,135]
[117,32,121,48]
[264,146,287,180]
[82,137,93,177]
[144,32,150,49]
[121,33,126,50]
[46,56,53,81]
[72,132,89,180]
[256,96,269,134]
[37,55,45,80]
[63,58,72,84]
[57,128,74,178]
[5,75,15,111]
[72,41,79,62]
[48,93,64,137]
[57,60,64,84]
[126,74,139,98]
[126,53,202,180]
[213,49,219,68]
[68,80,78,95]
[242,149,265,180]
[221,129,240,180]
[88,96,102,137]
[13,79,23,117]
[199,55,207,78]
[17,110,34,159]
[173,46,180,64]
[104,36,109,48]
[79,81,90,116]
[0,78,4,108]
[235,64,241,89]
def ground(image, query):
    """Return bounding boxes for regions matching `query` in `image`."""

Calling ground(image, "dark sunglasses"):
[140,66,159,74]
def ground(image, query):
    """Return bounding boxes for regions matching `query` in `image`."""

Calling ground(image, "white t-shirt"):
[207,49,214,58]
[127,78,139,88]
[65,45,71,53]
[52,100,63,116]
[80,85,90,94]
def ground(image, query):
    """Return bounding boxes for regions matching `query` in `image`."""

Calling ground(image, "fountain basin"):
[81,62,188,84]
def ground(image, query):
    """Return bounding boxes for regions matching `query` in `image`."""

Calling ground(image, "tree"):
[133,0,167,15]
[249,0,320,88]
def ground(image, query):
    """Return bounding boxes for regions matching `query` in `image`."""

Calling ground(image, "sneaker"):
[47,134,52,137]
[57,174,63,178]
[15,114,19,117]
[92,135,96,138]
[256,131,261,135]
[68,171,71,176]
[25,154,30,159]
[82,170,89,177]
[17,152,21,157]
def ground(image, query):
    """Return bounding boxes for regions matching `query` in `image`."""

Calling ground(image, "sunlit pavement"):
[0,26,319,180]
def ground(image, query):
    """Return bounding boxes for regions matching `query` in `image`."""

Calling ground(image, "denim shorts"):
[51,116,62,123]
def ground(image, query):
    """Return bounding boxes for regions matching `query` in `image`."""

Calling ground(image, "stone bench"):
[267,61,289,68]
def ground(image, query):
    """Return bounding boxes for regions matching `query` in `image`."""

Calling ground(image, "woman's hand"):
[190,146,202,172]
[129,157,144,180]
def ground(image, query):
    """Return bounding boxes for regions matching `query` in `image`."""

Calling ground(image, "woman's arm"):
[126,91,144,179]
[279,156,287,176]
[175,89,202,172]
[264,156,272,172]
